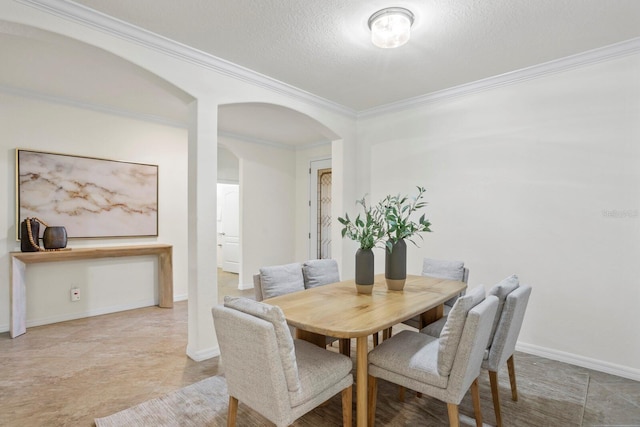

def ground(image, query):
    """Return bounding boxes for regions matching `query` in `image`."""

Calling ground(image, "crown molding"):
[359,37,640,118]
[0,83,188,128]
[15,0,357,119]
[14,0,640,120]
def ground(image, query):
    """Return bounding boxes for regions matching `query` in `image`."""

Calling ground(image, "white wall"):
[2,0,360,358]
[218,138,337,289]
[219,135,298,288]
[0,93,188,331]
[4,1,636,379]
[359,53,640,378]
[218,146,239,183]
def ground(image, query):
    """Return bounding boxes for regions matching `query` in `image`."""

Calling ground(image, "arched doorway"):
[217,102,341,293]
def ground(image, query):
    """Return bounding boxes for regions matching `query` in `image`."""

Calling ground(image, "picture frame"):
[16,149,158,239]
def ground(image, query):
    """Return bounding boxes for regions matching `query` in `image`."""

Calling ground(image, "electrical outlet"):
[70,287,80,302]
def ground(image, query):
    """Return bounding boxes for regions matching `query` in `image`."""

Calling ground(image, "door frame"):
[309,158,332,259]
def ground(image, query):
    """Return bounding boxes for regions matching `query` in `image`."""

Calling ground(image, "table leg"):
[419,303,444,328]
[356,336,368,427]
[10,257,27,338]
[158,248,173,308]
[295,329,328,348]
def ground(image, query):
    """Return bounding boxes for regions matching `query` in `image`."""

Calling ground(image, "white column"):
[186,98,219,361]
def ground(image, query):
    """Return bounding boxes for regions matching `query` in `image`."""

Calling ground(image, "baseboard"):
[187,344,220,362]
[0,298,167,334]
[516,341,640,381]
[237,283,254,291]
[22,299,158,330]
[173,293,188,302]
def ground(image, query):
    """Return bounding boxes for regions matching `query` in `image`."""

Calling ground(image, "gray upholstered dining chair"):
[253,262,306,302]
[397,257,469,331]
[368,286,498,427]
[253,260,350,354]
[252,259,340,301]
[212,296,353,427]
[422,275,532,427]
[302,258,341,288]
[375,257,470,347]
[422,257,469,310]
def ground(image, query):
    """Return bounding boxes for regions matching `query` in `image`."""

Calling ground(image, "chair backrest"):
[485,274,519,341]
[446,295,499,403]
[253,273,264,301]
[302,259,340,288]
[421,257,469,307]
[253,259,340,301]
[437,286,485,376]
[485,284,532,370]
[212,297,300,425]
[256,262,305,301]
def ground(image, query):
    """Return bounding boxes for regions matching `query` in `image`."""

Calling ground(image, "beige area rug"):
[95,375,234,427]
[95,353,592,426]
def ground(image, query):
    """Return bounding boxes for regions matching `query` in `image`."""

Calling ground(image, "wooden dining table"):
[264,273,467,427]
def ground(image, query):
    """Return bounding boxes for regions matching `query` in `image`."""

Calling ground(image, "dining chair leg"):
[372,332,379,347]
[489,370,502,427]
[471,378,483,427]
[507,355,518,401]
[446,402,460,427]
[342,385,353,427]
[368,375,378,427]
[398,386,405,402]
[227,395,238,427]
[339,338,351,357]
[383,327,392,340]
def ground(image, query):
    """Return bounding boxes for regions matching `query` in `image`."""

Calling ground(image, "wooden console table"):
[9,244,173,338]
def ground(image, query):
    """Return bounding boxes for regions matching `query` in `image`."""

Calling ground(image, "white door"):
[219,184,240,273]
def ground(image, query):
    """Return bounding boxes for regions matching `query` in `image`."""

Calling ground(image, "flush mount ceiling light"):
[368,7,415,49]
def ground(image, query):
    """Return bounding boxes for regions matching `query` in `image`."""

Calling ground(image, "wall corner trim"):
[186,345,220,362]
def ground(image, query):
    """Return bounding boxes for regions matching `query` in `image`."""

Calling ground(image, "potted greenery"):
[378,186,432,290]
[338,195,385,293]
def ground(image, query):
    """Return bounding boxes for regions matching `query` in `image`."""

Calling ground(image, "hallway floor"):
[1,277,638,426]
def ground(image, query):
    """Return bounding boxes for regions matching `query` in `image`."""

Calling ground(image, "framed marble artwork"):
[16,149,158,239]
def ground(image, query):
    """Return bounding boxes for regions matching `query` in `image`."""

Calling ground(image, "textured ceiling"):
[2,1,640,148]
[70,0,640,111]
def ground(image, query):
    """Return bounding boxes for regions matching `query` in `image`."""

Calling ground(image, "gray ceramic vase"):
[385,238,406,290]
[355,248,374,294]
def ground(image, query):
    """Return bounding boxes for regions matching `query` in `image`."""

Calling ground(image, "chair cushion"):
[420,316,447,338]
[302,259,340,289]
[368,330,448,388]
[259,263,305,299]
[422,258,465,281]
[422,258,466,307]
[437,286,485,376]
[224,296,300,393]
[289,339,353,407]
[443,304,452,316]
[487,274,519,344]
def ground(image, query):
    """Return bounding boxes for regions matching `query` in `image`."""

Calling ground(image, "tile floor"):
[0,270,638,426]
